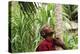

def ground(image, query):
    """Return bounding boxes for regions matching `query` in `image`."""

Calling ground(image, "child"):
[36,24,66,51]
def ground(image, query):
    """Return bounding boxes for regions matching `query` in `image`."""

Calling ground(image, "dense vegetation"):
[9,1,78,52]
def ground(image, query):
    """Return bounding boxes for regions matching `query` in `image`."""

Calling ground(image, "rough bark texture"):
[55,4,63,50]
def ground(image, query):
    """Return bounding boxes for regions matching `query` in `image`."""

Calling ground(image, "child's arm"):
[53,38,67,49]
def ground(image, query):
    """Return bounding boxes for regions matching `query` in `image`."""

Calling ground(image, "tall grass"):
[9,2,78,52]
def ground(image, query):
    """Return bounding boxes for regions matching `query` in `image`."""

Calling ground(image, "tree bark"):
[55,4,63,50]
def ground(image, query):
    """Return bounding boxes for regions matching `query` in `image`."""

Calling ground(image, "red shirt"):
[36,39,56,51]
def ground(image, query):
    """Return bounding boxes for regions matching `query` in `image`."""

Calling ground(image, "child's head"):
[40,24,55,38]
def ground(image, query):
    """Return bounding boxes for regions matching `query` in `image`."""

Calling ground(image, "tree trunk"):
[55,4,63,50]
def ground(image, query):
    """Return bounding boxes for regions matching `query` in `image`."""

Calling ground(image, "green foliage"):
[9,2,78,52]
[62,5,78,21]
[63,32,78,49]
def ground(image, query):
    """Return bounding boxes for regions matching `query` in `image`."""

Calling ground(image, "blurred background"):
[9,1,78,52]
